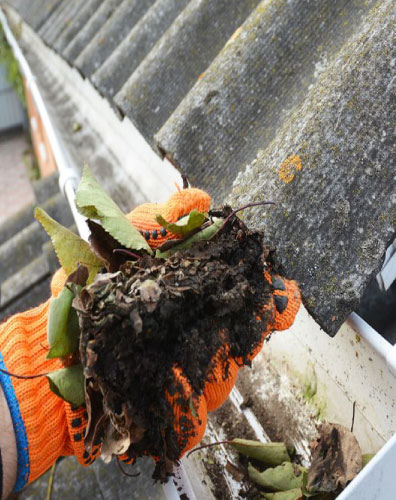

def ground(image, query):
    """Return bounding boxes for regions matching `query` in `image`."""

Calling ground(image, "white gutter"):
[376,238,396,291]
[0,7,193,499]
[347,312,396,378]
[0,6,90,241]
[337,433,396,500]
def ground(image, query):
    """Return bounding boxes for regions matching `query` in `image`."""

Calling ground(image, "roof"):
[2,0,395,335]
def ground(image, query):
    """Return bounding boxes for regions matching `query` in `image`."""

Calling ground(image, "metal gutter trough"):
[1,4,395,499]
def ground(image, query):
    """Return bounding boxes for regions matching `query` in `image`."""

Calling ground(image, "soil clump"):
[75,212,275,478]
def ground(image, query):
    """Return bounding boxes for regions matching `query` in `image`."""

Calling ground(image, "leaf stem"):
[46,460,57,500]
[212,201,277,238]
[113,249,142,260]
[186,440,234,458]
[0,367,50,379]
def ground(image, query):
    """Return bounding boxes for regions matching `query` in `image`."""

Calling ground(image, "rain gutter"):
[0,6,89,241]
[347,312,396,378]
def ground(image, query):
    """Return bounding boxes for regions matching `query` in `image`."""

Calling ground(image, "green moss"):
[0,24,25,107]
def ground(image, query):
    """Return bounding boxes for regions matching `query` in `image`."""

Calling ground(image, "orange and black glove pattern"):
[0,186,300,490]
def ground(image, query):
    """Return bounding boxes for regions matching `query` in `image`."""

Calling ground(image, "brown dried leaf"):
[225,460,245,482]
[84,379,107,452]
[88,220,128,272]
[138,279,162,313]
[306,423,362,493]
[67,264,89,287]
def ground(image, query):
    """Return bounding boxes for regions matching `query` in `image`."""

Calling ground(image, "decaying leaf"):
[248,462,306,492]
[231,439,291,466]
[306,423,363,493]
[35,207,103,283]
[67,264,89,287]
[261,488,303,500]
[47,286,79,359]
[155,217,223,258]
[87,220,129,272]
[100,420,131,464]
[84,379,108,452]
[75,166,152,254]
[225,461,245,482]
[47,364,85,406]
[155,210,206,237]
[138,279,162,313]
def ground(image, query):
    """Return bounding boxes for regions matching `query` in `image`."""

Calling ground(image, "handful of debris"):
[36,167,284,478]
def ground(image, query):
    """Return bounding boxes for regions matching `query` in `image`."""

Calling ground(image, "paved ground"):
[0,129,35,226]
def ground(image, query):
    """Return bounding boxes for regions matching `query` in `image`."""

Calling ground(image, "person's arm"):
[0,384,17,499]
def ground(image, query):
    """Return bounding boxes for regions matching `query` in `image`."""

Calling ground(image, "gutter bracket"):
[376,238,396,291]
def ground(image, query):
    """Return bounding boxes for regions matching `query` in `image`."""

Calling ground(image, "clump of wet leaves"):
[36,166,278,479]
[197,424,366,499]
[74,210,272,478]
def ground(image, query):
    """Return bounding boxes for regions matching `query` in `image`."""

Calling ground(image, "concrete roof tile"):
[75,0,157,78]
[91,0,189,99]
[114,0,260,147]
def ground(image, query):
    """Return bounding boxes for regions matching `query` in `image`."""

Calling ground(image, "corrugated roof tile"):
[114,0,260,147]
[156,0,378,199]
[91,0,190,99]
[52,0,103,54]
[62,0,123,63]
[74,0,157,78]
[42,0,83,47]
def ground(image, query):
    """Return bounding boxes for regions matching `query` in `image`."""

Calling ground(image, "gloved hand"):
[0,269,98,493]
[0,187,211,491]
[0,186,300,491]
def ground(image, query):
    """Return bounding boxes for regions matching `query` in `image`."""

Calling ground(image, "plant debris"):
[306,423,362,493]
[74,210,274,479]
[33,168,285,482]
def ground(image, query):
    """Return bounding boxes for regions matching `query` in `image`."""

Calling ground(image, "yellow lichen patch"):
[226,26,243,46]
[278,154,302,183]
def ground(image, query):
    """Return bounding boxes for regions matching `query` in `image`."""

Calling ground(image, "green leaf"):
[230,439,291,466]
[362,453,375,467]
[35,207,103,283]
[261,489,303,500]
[75,166,152,254]
[248,462,306,492]
[47,286,80,359]
[155,217,223,258]
[47,364,85,406]
[155,210,206,237]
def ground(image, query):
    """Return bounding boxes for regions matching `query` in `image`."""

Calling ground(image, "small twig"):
[0,367,50,380]
[212,201,277,238]
[46,460,57,500]
[116,456,141,477]
[187,440,234,458]
[351,401,357,432]
[113,249,142,260]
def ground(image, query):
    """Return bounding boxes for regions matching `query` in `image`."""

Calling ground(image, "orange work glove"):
[0,187,211,492]
[0,269,98,492]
